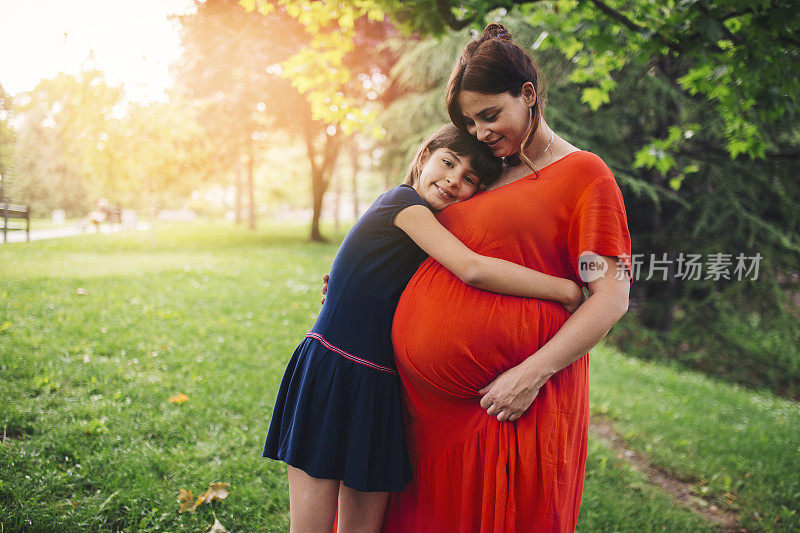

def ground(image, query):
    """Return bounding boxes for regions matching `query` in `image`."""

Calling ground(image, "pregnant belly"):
[392,259,568,398]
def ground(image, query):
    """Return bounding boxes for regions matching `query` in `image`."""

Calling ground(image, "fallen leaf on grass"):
[199,482,230,503]
[178,488,200,513]
[177,482,231,513]
[206,517,229,533]
[168,393,189,404]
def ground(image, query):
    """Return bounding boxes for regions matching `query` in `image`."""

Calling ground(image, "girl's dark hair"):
[446,23,546,171]
[403,123,502,189]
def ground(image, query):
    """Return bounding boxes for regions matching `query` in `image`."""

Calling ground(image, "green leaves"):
[376,0,799,166]
[633,125,700,183]
[581,87,611,111]
[247,0,390,136]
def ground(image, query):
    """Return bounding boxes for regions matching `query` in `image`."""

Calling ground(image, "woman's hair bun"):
[482,23,512,42]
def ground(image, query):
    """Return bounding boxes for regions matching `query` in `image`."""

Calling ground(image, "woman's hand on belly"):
[478,364,548,422]
[479,255,631,422]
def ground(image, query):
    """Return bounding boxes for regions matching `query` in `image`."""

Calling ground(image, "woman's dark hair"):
[403,123,502,189]
[446,23,546,171]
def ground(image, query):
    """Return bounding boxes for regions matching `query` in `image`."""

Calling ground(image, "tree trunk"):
[310,167,327,242]
[247,138,256,231]
[146,177,157,248]
[638,55,683,331]
[385,167,393,190]
[305,126,342,242]
[333,168,341,233]
[234,160,243,225]
[351,144,359,219]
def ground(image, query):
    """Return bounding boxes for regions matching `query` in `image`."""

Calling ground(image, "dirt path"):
[589,417,744,532]
[3,222,150,243]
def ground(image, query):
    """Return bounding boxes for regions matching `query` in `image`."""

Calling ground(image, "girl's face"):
[415,147,480,210]
[457,86,535,158]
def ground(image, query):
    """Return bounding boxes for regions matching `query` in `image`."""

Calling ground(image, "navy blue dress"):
[263,184,430,492]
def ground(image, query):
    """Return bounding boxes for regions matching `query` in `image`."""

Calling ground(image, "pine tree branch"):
[695,3,743,46]
[719,8,751,22]
[583,0,682,53]
[688,139,800,162]
[436,0,549,31]
[765,150,800,161]
[779,34,800,49]
[435,0,470,30]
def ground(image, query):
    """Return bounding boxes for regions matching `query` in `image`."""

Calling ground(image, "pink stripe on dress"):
[305,332,399,376]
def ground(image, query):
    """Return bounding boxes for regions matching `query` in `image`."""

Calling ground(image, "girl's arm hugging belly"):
[391,258,568,398]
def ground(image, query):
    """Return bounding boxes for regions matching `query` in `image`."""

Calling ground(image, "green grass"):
[1,223,797,531]
[1,224,334,531]
[578,438,714,532]
[590,345,800,531]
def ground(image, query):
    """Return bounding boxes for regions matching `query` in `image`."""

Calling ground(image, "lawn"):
[1,223,797,531]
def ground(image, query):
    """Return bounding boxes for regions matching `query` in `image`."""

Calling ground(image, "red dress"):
[383,151,631,532]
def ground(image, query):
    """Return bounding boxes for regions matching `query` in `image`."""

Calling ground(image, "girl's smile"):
[415,148,480,210]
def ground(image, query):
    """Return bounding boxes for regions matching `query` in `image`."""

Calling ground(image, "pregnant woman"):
[382,24,632,532]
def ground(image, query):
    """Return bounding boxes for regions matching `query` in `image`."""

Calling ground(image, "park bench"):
[85,203,122,232]
[108,206,121,224]
[1,203,30,243]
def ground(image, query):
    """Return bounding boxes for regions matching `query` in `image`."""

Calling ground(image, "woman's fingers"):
[483,396,516,418]
[481,389,539,420]
[321,274,330,306]
[481,394,494,409]
[480,371,540,421]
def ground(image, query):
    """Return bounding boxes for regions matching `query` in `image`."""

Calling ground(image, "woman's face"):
[415,147,480,211]
[457,86,534,158]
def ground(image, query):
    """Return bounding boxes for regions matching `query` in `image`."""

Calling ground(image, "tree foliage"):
[0,84,15,200]
[173,0,296,230]
[245,0,393,135]
[177,0,396,240]
[8,71,124,215]
[6,70,213,217]
[117,99,214,216]
[378,0,800,163]
[522,0,799,164]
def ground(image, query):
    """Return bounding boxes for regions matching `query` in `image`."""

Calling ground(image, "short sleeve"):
[374,184,431,229]
[567,172,632,284]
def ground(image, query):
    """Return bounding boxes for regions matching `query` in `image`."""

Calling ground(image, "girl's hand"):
[321,274,329,305]
[562,281,585,314]
[479,365,542,422]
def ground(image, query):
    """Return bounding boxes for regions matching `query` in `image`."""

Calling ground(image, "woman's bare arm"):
[479,255,630,422]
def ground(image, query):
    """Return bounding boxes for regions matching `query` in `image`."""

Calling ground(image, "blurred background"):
[1,2,799,530]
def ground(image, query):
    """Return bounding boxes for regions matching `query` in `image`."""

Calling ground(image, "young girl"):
[263,124,583,532]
